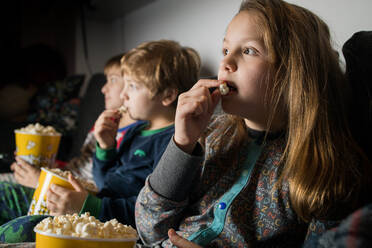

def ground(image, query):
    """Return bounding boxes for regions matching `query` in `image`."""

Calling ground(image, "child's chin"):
[220,101,232,114]
[221,100,241,116]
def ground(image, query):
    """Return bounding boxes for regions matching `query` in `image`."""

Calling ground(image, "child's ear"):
[161,88,179,106]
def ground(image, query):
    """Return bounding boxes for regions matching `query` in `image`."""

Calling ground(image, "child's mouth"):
[220,81,237,96]
[209,81,237,95]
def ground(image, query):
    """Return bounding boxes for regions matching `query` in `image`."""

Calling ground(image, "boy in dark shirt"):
[43,40,201,227]
[0,40,200,243]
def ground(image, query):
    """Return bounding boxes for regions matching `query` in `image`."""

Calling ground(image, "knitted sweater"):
[135,115,340,247]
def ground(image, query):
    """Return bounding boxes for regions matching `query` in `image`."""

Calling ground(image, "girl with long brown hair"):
[135,0,372,247]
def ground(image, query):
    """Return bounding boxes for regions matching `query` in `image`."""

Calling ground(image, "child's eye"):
[243,47,257,55]
[109,76,121,83]
[222,48,229,56]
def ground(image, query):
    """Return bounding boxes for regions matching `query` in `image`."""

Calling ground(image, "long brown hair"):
[233,0,372,222]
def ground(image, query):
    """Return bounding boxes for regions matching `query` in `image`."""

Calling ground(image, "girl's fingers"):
[178,90,215,117]
[209,90,221,114]
[168,228,202,248]
[190,79,221,90]
[178,100,204,117]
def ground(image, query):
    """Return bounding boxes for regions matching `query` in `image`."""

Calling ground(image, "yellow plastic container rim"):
[14,130,62,137]
[34,228,139,242]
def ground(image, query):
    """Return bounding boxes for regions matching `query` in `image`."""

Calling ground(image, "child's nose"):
[101,82,108,94]
[220,56,237,72]
[119,87,128,100]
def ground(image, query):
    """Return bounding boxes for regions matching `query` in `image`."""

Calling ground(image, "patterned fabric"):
[0,173,15,184]
[0,215,47,243]
[303,203,372,248]
[135,115,342,247]
[0,182,34,225]
[0,243,35,247]
[65,130,96,182]
[27,75,84,136]
[27,75,84,160]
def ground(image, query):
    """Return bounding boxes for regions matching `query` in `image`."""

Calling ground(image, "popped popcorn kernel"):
[219,82,230,96]
[15,123,61,135]
[49,168,98,193]
[35,212,137,239]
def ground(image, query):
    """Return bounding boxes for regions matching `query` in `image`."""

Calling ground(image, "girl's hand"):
[46,173,88,215]
[168,229,203,248]
[94,110,121,149]
[11,157,40,188]
[175,79,221,153]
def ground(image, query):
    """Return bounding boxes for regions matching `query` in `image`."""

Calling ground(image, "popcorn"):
[118,105,127,115]
[15,123,61,135]
[35,212,137,239]
[219,82,230,96]
[50,168,98,193]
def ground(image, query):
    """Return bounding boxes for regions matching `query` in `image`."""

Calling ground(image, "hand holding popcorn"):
[11,157,41,188]
[46,173,88,215]
[94,110,121,149]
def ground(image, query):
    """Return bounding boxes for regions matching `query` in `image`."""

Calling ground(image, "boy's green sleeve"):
[95,142,117,161]
[79,194,102,218]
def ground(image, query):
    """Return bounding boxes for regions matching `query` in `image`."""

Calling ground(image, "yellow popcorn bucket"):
[34,229,138,248]
[28,168,73,215]
[15,130,61,168]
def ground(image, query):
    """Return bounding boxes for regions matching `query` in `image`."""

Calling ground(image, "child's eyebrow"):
[223,37,262,43]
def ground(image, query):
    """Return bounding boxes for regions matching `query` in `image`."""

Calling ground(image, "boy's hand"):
[94,110,121,149]
[174,79,221,154]
[168,229,203,248]
[46,173,88,215]
[11,157,40,188]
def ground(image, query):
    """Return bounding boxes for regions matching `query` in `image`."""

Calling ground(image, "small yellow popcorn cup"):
[28,168,73,215]
[15,131,61,168]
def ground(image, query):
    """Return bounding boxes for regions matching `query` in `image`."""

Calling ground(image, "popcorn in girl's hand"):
[219,82,230,95]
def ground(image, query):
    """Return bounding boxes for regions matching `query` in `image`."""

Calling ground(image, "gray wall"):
[76,0,372,82]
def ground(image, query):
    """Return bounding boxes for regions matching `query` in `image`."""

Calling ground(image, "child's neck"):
[244,118,284,133]
[145,109,175,130]
[119,114,135,129]
[244,119,266,132]
[146,117,174,131]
